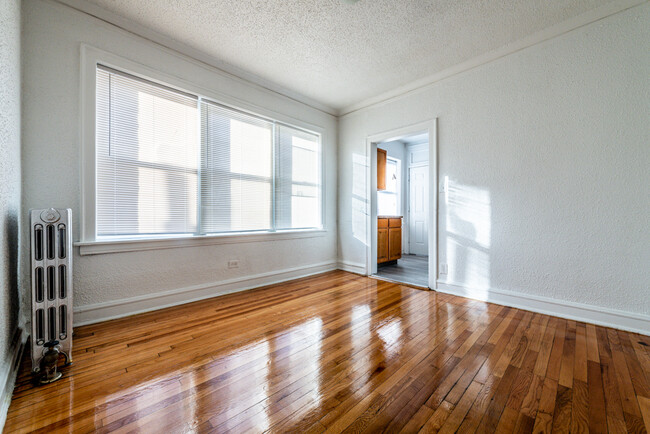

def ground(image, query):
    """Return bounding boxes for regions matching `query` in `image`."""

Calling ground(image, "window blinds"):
[96,66,199,237]
[95,65,322,239]
[275,125,321,229]
[200,101,273,233]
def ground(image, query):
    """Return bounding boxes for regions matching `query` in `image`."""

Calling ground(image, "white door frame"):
[365,119,438,290]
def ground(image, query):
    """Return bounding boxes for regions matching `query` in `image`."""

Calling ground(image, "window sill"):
[75,229,328,256]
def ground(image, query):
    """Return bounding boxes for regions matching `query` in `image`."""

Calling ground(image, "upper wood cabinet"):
[377,148,387,191]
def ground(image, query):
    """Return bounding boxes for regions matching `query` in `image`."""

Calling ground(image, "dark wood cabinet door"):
[377,148,387,191]
[388,227,402,261]
[378,228,389,263]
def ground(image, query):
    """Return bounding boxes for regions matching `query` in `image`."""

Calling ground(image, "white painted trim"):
[73,261,337,325]
[0,329,25,432]
[76,229,328,256]
[50,0,644,118]
[365,120,438,289]
[49,0,646,118]
[339,0,646,116]
[436,281,650,336]
[79,44,96,242]
[337,260,366,275]
[51,0,337,116]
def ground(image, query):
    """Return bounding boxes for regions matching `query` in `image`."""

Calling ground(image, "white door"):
[409,165,429,256]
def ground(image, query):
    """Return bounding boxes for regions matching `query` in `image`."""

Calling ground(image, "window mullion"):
[196,97,203,236]
[271,122,277,232]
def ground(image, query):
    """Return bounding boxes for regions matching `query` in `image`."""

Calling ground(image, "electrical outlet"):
[440,176,449,193]
[439,263,448,275]
[227,259,239,269]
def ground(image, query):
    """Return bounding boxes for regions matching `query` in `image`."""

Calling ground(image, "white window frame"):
[77,45,326,255]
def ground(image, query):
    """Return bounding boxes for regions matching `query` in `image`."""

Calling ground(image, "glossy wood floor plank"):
[4,270,650,433]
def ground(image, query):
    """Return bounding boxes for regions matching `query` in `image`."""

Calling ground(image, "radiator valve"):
[39,341,63,384]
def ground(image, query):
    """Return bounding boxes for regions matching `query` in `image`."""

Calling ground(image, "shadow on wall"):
[442,177,492,296]
[3,210,20,345]
[350,147,495,289]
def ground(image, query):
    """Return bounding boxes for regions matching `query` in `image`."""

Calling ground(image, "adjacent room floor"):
[5,271,650,433]
[375,254,429,287]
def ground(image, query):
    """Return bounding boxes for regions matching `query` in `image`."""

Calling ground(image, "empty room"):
[1,0,649,432]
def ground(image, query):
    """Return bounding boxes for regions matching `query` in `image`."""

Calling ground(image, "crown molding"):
[47,0,647,119]
[50,0,339,116]
[339,0,647,117]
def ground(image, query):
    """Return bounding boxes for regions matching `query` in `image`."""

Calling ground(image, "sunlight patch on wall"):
[444,178,492,293]
[352,153,369,245]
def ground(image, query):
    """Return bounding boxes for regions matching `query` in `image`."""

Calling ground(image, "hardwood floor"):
[5,270,650,433]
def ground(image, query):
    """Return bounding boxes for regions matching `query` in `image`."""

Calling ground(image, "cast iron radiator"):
[30,208,73,372]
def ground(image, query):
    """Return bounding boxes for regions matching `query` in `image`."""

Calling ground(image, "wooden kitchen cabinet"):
[377,228,389,263]
[377,148,387,191]
[388,227,402,261]
[378,216,401,264]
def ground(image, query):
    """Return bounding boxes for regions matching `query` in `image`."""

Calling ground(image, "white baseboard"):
[71,262,649,334]
[337,260,367,275]
[74,261,338,326]
[437,281,650,336]
[0,328,25,432]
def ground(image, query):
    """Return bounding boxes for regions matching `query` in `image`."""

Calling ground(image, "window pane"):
[96,66,199,237]
[291,185,319,228]
[275,125,322,229]
[385,159,398,193]
[377,191,398,216]
[200,101,273,233]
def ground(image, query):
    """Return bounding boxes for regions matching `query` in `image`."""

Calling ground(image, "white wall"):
[0,0,22,424]
[339,4,650,328]
[21,0,338,324]
[379,140,406,167]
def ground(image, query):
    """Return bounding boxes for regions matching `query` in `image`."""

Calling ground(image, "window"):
[275,124,322,230]
[200,102,274,233]
[377,157,400,216]
[95,65,322,240]
[96,66,199,237]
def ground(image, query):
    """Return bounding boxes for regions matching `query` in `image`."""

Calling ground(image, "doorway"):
[366,121,437,289]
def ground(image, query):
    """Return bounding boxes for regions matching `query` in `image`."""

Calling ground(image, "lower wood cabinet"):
[378,227,389,263]
[388,227,402,261]
[378,217,402,264]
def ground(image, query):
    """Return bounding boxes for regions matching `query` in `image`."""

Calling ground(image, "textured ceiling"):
[79,0,612,112]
